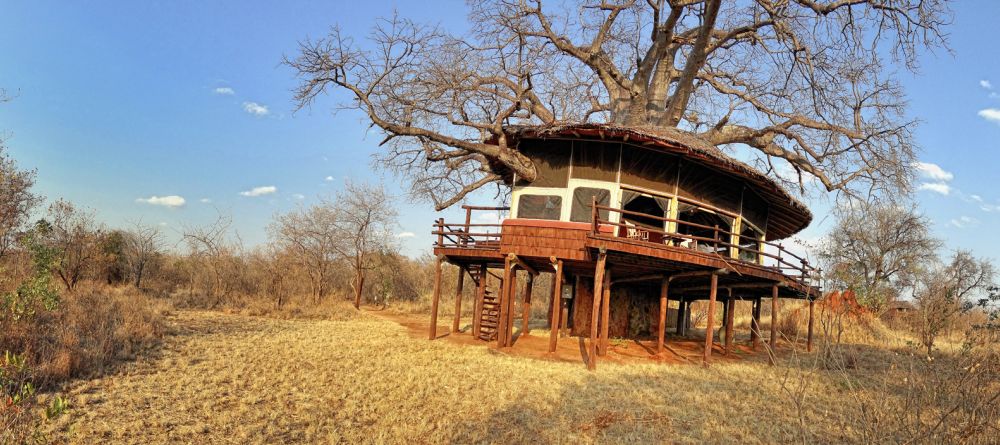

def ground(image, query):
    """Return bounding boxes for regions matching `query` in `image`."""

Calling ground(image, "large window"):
[570,187,610,222]
[517,194,562,220]
[739,223,764,263]
[676,201,735,254]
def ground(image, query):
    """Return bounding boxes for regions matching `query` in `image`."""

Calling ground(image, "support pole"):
[428,255,444,340]
[521,274,534,336]
[724,296,735,355]
[750,297,761,350]
[505,268,519,347]
[599,271,612,357]
[548,260,563,353]
[770,284,779,365]
[497,257,514,348]
[657,277,669,355]
[452,267,465,334]
[703,273,719,367]
[721,297,729,344]
[472,264,486,338]
[588,252,607,371]
[807,299,815,352]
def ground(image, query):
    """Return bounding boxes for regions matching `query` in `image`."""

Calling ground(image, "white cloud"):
[242,101,269,116]
[199,198,212,203]
[970,194,983,203]
[213,87,235,95]
[950,216,979,229]
[136,195,186,208]
[240,186,277,197]
[292,193,305,200]
[914,162,953,182]
[978,108,1000,124]
[395,231,416,239]
[324,176,334,182]
[918,182,951,195]
[158,222,168,227]
[980,80,993,90]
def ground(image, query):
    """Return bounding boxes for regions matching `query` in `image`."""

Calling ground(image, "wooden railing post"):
[462,207,472,246]
[436,218,445,247]
[591,196,598,235]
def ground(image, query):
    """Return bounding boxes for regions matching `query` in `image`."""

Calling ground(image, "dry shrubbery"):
[2,285,170,387]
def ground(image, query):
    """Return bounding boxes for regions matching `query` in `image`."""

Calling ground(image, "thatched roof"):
[499,123,813,240]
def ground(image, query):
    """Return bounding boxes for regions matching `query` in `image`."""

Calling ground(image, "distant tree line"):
[819,202,997,356]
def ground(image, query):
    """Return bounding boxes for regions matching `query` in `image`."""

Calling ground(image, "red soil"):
[374,310,785,367]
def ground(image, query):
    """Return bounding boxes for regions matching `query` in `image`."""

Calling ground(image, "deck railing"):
[431,205,507,250]
[590,200,818,286]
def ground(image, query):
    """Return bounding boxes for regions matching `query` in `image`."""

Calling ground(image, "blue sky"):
[1,1,998,261]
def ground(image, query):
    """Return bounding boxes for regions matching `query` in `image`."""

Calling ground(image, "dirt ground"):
[45,308,862,444]
[389,311,779,367]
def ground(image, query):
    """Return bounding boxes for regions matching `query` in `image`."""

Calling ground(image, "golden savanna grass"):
[43,301,997,444]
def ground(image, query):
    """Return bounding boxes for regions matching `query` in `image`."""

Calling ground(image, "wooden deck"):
[434,217,818,299]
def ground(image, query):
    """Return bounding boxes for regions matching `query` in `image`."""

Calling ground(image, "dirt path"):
[47,309,854,444]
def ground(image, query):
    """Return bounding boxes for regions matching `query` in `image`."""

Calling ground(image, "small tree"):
[123,222,163,289]
[818,202,939,313]
[43,199,103,292]
[0,146,42,261]
[182,213,238,303]
[912,251,995,356]
[269,203,339,302]
[331,183,398,310]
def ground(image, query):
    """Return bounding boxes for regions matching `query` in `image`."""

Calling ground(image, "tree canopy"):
[288,0,950,209]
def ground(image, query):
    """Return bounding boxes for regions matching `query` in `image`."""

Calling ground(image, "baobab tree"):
[287,1,950,208]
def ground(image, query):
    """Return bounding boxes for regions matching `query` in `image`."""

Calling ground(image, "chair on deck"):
[625,221,650,241]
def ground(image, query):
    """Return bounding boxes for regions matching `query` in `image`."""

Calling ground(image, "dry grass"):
[41,304,998,444]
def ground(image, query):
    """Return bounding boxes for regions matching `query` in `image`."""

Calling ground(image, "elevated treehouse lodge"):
[427,124,820,369]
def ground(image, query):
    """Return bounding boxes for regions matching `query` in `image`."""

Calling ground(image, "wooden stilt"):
[452,267,465,334]
[548,260,563,353]
[497,257,514,348]
[428,255,444,340]
[657,277,669,355]
[769,284,779,365]
[807,299,815,352]
[521,274,534,336]
[588,252,607,371]
[472,264,486,338]
[599,271,611,357]
[703,273,718,366]
[546,273,556,329]
[504,268,518,347]
[724,297,735,355]
[750,297,761,350]
[721,297,729,345]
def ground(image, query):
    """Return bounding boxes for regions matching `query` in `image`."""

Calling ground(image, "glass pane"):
[516,194,563,220]
[570,187,610,222]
